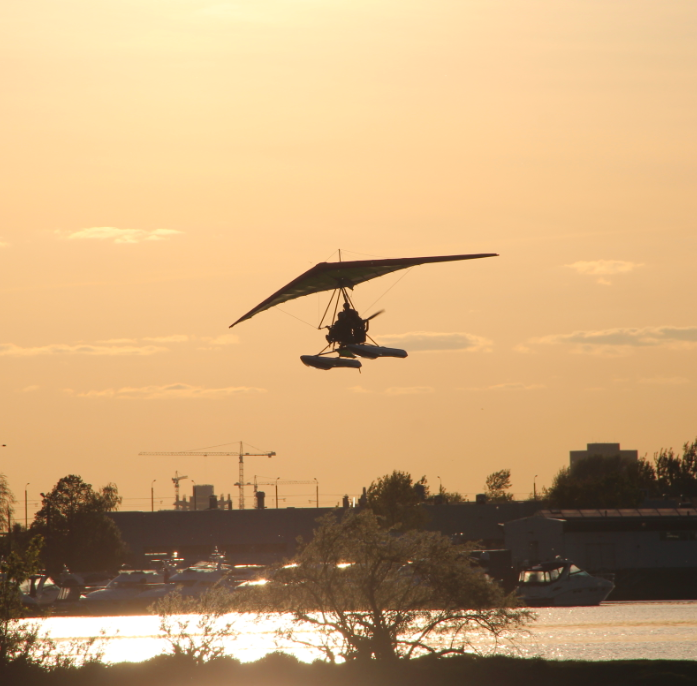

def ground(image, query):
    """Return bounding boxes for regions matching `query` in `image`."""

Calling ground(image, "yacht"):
[20,574,62,610]
[80,569,166,612]
[517,558,614,607]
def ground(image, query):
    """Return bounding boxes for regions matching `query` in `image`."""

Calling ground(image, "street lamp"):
[25,483,30,529]
[151,480,156,512]
[314,478,319,508]
[533,475,538,500]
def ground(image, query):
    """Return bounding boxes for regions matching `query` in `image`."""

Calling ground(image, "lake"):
[36,601,697,664]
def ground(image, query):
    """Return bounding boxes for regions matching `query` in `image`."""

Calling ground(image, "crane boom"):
[251,476,318,508]
[140,442,276,510]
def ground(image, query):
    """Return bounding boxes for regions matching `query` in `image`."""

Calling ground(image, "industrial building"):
[569,442,638,466]
[504,507,697,599]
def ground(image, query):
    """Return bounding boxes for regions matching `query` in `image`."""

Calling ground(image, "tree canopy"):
[0,474,13,535]
[484,470,514,503]
[30,475,126,577]
[365,471,430,530]
[654,438,697,500]
[239,510,530,662]
[545,454,656,509]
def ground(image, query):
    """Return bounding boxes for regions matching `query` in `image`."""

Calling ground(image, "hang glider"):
[229,252,498,370]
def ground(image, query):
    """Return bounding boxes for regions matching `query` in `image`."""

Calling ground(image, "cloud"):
[566,260,643,285]
[462,382,545,391]
[384,386,434,395]
[0,241,9,248]
[63,227,183,244]
[348,385,434,395]
[199,334,240,350]
[378,332,492,353]
[0,342,168,356]
[527,325,697,355]
[67,383,266,399]
[143,335,190,343]
[21,385,39,392]
[638,376,690,385]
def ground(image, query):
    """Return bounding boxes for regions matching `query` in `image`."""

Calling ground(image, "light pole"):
[533,475,538,500]
[25,483,30,529]
[275,477,279,509]
[314,478,319,508]
[151,480,156,512]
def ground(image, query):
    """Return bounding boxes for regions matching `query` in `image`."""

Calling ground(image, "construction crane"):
[252,476,319,508]
[171,471,188,509]
[139,442,276,510]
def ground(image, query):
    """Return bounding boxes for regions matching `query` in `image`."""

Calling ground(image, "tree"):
[0,474,14,536]
[426,485,466,505]
[654,438,697,500]
[151,586,239,663]
[365,471,429,530]
[0,536,43,665]
[30,475,126,577]
[239,510,530,662]
[545,455,656,509]
[485,470,514,503]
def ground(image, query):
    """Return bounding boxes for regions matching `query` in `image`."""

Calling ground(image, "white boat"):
[20,574,62,609]
[81,569,166,612]
[139,557,265,602]
[516,558,614,607]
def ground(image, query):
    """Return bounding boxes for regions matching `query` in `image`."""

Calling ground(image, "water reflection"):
[36,601,697,664]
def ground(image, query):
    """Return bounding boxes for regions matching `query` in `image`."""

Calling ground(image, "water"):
[35,601,697,664]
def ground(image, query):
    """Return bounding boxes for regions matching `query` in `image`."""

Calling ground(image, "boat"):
[20,574,62,610]
[80,569,166,612]
[516,558,614,607]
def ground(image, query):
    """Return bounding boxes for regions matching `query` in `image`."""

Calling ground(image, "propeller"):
[364,309,385,322]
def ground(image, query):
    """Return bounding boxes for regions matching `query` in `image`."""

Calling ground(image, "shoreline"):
[2,653,697,686]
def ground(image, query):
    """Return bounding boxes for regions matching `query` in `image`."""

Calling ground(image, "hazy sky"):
[2,1,696,515]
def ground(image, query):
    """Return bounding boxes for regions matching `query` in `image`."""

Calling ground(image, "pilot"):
[326,302,367,346]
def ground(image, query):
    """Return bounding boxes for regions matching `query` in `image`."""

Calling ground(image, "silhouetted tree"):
[0,536,43,665]
[365,471,429,530]
[238,510,530,662]
[545,454,656,509]
[654,438,697,500]
[0,474,13,536]
[31,475,126,577]
[485,469,514,503]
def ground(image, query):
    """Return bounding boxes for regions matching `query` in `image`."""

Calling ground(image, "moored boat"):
[517,558,614,607]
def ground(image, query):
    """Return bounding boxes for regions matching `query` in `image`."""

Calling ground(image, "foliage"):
[151,586,239,663]
[426,485,467,505]
[0,536,43,665]
[0,475,14,533]
[239,510,531,662]
[484,470,514,503]
[30,475,126,577]
[365,471,430,530]
[654,438,697,500]
[545,454,656,509]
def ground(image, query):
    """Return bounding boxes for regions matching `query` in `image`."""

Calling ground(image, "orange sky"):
[2,1,696,515]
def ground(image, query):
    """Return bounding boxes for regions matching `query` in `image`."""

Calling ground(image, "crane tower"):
[139,441,276,509]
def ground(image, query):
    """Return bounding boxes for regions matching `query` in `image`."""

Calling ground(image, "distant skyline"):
[2,1,696,517]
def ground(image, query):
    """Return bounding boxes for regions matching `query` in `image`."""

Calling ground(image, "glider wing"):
[229,253,497,328]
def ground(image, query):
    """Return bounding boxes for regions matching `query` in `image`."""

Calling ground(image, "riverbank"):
[3,653,697,686]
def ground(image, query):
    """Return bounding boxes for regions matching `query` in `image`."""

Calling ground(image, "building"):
[110,500,544,567]
[569,442,638,467]
[504,508,697,599]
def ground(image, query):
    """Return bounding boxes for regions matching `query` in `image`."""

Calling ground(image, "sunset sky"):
[2,1,696,515]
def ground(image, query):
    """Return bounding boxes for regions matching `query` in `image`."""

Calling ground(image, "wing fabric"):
[229,253,497,328]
